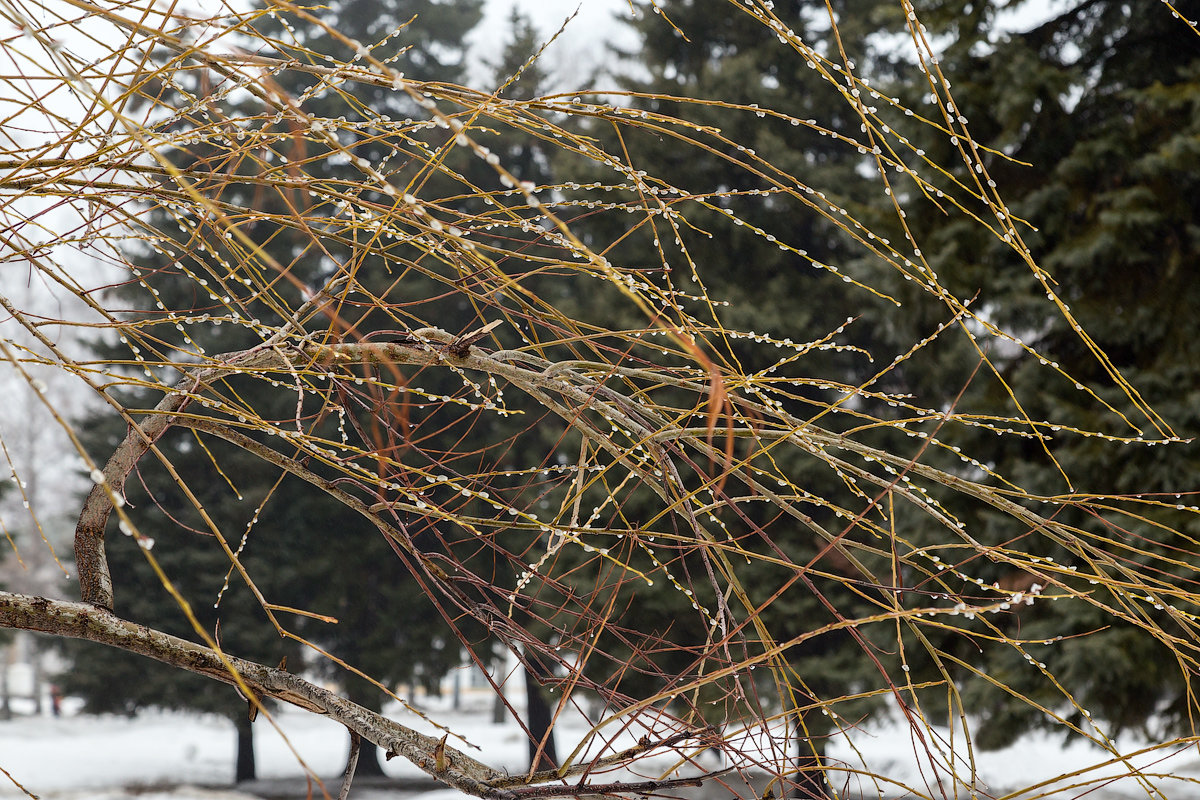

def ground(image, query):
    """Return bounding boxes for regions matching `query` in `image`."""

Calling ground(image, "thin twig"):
[504,773,715,799]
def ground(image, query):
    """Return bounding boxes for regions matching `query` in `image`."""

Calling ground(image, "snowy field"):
[3,700,1200,800]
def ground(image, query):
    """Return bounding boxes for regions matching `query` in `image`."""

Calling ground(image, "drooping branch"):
[338,733,361,800]
[74,348,290,610]
[0,591,512,796]
[74,334,1113,624]
[0,591,724,798]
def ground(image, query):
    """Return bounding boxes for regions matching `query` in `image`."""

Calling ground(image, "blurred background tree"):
[57,0,489,780]
[544,1,916,796]
[863,0,1200,750]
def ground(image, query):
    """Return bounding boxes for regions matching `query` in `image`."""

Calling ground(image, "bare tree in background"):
[0,2,1198,799]
[0,266,96,717]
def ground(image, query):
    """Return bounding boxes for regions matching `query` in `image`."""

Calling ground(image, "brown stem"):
[504,774,709,799]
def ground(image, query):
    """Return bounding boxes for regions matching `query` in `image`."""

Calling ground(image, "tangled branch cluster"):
[0,1,1198,798]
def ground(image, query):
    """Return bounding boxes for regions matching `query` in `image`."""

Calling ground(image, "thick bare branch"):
[74,349,291,610]
[0,591,534,799]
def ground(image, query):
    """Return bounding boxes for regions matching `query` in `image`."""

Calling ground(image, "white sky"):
[468,0,635,88]
[467,0,1063,89]
[477,0,631,34]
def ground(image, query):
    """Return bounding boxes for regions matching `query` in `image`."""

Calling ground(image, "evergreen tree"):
[877,0,1200,748]
[58,0,485,780]
[553,2,905,796]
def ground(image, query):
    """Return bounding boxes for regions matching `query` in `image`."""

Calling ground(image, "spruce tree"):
[555,2,903,796]
[58,0,485,780]
[875,0,1200,748]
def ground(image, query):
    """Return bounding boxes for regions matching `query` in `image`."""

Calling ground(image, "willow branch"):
[73,335,1081,618]
[0,591,509,796]
[0,591,727,799]
[74,349,285,610]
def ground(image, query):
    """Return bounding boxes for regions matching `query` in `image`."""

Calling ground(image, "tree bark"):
[346,679,385,776]
[0,592,509,797]
[234,712,256,782]
[523,657,558,771]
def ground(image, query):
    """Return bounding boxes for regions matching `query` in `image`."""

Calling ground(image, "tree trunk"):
[0,651,10,722]
[523,658,558,771]
[791,713,830,800]
[234,712,256,782]
[491,682,507,725]
[346,680,385,776]
[30,641,43,716]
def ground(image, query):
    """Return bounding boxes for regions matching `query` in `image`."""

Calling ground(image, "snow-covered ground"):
[0,702,524,800]
[3,700,1199,800]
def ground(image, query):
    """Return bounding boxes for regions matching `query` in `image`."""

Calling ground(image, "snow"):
[0,711,244,798]
[0,700,590,800]
[3,701,1199,799]
[824,717,1200,799]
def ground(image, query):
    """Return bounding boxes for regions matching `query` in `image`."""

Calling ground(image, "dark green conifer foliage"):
[879,0,1200,749]
[58,0,485,780]
[555,2,904,796]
